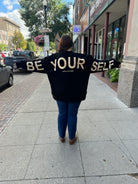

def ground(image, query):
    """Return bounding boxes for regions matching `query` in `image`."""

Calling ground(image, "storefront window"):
[106,24,112,59]
[113,20,119,38]
[111,39,118,59]
[95,29,104,59]
[106,15,126,60]
[94,16,126,61]
[117,16,126,61]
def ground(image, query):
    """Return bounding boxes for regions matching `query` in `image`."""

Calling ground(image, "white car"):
[2,51,11,57]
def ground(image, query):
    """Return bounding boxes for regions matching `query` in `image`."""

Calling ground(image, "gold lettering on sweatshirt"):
[68,57,76,69]
[27,61,44,71]
[50,57,86,71]
[58,57,67,69]
[91,61,97,71]
[109,60,114,69]
[103,62,108,71]
[35,61,44,71]
[27,62,35,71]
[77,58,85,69]
[91,60,115,72]
[98,62,103,71]
[51,59,57,71]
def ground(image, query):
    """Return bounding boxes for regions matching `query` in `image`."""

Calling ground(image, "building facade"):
[0,17,20,50]
[73,0,129,61]
[73,0,138,107]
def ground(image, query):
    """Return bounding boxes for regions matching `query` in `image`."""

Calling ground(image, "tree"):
[25,40,37,52]
[19,0,71,41]
[25,42,31,50]
[12,31,26,49]
[0,43,8,51]
[50,41,56,53]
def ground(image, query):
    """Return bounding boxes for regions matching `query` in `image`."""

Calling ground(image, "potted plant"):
[34,35,44,47]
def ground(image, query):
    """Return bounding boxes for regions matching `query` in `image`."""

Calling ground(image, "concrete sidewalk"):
[0,74,138,184]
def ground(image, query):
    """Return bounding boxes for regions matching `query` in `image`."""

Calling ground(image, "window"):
[106,16,126,60]
[95,29,104,59]
[113,20,119,38]
[106,24,112,59]
[117,16,126,61]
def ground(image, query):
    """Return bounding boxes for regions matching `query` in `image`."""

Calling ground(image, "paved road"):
[0,71,45,133]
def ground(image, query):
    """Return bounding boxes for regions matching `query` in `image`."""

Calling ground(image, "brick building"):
[0,17,20,50]
[73,0,128,61]
[73,0,138,107]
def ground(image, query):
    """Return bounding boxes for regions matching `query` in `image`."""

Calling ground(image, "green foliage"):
[19,0,71,41]
[25,42,31,50]
[106,68,120,82]
[12,31,26,49]
[50,41,56,52]
[25,41,36,51]
[0,43,8,51]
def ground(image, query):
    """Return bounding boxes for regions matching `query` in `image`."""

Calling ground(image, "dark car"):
[4,50,38,71]
[0,63,13,88]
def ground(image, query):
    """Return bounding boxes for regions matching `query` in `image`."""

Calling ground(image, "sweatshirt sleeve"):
[22,56,52,73]
[87,55,120,73]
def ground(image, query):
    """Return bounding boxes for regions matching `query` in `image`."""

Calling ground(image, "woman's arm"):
[22,56,53,73]
[89,57,120,73]
[26,59,45,72]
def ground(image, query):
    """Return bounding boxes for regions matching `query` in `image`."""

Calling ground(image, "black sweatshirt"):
[24,51,120,102]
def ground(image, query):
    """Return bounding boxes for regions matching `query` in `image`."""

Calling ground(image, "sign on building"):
[90,0,108,22]
[73,25,81,35]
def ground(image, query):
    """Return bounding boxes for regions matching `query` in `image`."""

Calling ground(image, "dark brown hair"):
[58,35,73,52]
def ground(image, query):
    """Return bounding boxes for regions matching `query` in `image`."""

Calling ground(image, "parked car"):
[0,63,13,88]
[0,53,5,66]
[1,51,11,57]
[4,50,38,71]
[0,52,6,58]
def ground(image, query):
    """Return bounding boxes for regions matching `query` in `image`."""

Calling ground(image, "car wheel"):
[7,75,13,87]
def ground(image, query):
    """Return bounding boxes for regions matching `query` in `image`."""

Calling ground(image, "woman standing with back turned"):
[25,35,120,145]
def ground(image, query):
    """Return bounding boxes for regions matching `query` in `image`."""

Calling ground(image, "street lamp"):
[43,0,50,56]
[43,0,47,56]
[43,0,47,28]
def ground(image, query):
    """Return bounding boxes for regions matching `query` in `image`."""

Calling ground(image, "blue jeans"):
[56,101,81,140]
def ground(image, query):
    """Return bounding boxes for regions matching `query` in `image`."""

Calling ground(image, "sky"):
[0,0,74,38]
